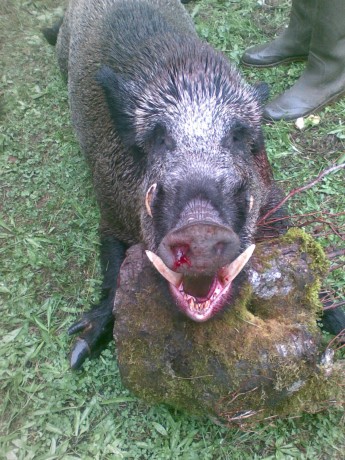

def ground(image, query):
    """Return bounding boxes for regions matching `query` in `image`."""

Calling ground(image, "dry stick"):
[327,248,345,259]
[329,263,344,272]
[327,329,345,348]
[258,211,345,237]
[264,210,345,226]
[258,162,345,226]
[323,300,345,310]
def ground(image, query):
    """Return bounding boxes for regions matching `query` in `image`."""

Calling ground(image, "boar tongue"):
[182,275,216,301]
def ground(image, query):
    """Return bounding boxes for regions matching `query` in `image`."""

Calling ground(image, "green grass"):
[0,0,344,458]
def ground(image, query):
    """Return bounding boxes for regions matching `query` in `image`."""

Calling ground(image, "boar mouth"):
[146,244,255,321]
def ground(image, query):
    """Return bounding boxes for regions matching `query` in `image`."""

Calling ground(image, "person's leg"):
[264,0,345,121]
[241,0,316,68]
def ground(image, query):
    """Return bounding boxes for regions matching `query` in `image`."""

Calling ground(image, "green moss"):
[248,229,328,324]
[251,242,277,271]
[216,360,345,424]
[282,228,329,324]
[274,362,345,416]
[282,228,329,278]
[211,283,254,330]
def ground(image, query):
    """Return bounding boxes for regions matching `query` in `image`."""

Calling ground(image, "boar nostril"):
[171,244,192,269]
[213,241,227,256]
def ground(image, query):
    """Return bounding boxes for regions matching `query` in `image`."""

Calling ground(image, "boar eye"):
[232,127,246,143]
[232,124,251,144]
[146,123,176,154]
[222,122,250,151]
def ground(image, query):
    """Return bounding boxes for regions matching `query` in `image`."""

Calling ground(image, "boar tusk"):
[146,250,183,287]
[145,183,157,218]
[219,244,255,286]
[249,195,254,212]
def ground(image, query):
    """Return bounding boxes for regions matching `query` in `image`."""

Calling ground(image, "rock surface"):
[113,229,344,424]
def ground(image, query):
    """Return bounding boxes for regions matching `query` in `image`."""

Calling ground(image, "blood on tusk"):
[145,250,183,287]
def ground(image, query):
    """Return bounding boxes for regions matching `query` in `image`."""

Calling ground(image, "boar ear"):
[254,82,270,105]
[96,66,137,149]
[251,128,267,158]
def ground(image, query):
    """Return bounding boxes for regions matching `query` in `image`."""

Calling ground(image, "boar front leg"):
[68,235,128,369]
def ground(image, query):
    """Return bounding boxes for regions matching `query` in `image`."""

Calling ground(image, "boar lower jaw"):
[146,245,255,322]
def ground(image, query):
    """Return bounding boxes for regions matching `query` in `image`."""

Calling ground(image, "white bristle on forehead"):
[134,62,262,136]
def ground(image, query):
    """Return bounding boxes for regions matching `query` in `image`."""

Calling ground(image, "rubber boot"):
[241,0,315,68]
[264,0,345,121]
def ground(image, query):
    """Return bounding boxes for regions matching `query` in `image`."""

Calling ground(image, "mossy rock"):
[113,229,344,423]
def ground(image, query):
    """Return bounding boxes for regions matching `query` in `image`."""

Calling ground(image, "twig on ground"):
[327,248,345,259]
[323,300,345,311]
[327,329,345,350]
[258,162,345,226]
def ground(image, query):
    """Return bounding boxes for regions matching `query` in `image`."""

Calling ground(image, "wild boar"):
[43,0,343,369]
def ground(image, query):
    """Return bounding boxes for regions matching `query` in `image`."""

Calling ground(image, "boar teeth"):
[184,295,211,313]
[220,244,255,286]
[145,250,183,287]
[145,183,157,218]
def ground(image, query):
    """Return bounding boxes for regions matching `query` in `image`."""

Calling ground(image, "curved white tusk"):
[146,250,183,287]
[248,195,254,212]
[145,183,157,218]
[220,244,255,286]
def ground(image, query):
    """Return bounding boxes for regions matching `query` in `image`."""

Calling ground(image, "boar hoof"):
[70,338,90,370]
[68,301,114,369]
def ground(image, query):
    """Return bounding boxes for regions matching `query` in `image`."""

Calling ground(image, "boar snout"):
[157,222,240,275]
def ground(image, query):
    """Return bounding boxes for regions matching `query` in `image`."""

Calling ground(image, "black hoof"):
[68,301,114,369]
[70,338,91,370]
